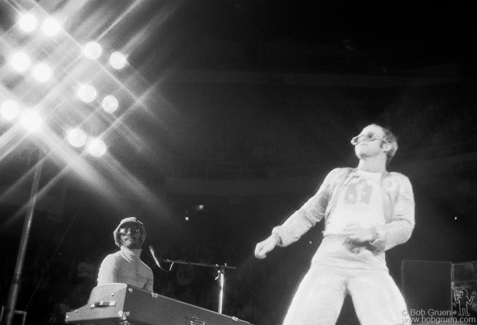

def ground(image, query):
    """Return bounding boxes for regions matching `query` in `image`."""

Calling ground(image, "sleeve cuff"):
[271,227,283,246]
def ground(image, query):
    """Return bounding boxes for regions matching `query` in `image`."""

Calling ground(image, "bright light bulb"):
[88,139,106,157]
[42,17,60,36]
[110,52,127,69]
[21,111,42,131]
[84,42,102,60]
[102,95,119,113]
[1,100,20,120]
[11,52,31,72]
[67,128,87,147]
[33,63,52,82]
[19,14,38,33]
[78,84,97,103]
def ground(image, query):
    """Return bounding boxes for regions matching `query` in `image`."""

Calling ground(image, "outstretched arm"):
[254,168,346,258]
[254,234,280,259]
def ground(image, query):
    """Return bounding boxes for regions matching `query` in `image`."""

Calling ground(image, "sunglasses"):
[350,132,386,146]
[119,224,141,236]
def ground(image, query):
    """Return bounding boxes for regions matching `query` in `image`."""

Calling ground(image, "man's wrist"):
[369,227,378,242]
[368,226,386,250]
[271,232,281,246]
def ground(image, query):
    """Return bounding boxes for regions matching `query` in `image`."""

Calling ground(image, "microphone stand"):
[162,259,235,314]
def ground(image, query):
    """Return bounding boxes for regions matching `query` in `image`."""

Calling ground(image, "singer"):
[97,217,154,291]
[255,124,415,325]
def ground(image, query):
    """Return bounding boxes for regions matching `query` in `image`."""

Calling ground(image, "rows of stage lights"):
[1,13,129,158]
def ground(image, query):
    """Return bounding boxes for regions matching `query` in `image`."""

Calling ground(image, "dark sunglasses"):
[350,132,386,146]
[119,224,141,235]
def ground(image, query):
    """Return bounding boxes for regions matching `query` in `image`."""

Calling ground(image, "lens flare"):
[78,84,97,103]
[33,63,52,82]
[110,52,127,69]
[21,111,42,131]
[1,100,20,120]
[19,14,38,33]
[11,52,31,72]
[102,95,119,113]
[84,42,102,60]
[67,128,87,147]
[42,17,60,36]
[88,138,107,157]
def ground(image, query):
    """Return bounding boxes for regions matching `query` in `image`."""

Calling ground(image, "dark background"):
[1,1,476,324]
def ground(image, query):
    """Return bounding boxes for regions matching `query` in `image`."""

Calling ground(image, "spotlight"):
[84,42,102,60]
[1,100,20,120]
[19,14,38,33]
[78,84,97,103]
[42,18,60,37]
[21,111,42,131]
[110,52,127,70]
[88,138,106,157]
[67,128,87,147]
[11,52,31,72]
[102,95,119,113]
[33,63,52,82]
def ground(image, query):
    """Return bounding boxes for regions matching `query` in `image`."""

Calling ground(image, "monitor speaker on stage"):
[401,260,452,322]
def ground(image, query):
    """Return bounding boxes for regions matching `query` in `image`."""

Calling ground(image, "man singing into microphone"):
[97,217,154,291]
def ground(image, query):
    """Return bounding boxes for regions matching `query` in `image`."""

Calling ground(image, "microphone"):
[149,245,162,268]
[149,246,174,272]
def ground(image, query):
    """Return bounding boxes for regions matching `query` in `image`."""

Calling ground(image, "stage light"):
[84,42,102,60]
[110,52,127,70]
[33,63,52,82]
[102,95,119,113]
[11,52,31,72]
[1,100,20,121]
[67,128,87,147]
[88,138,106,157]
[78,84,97,103]
[21,111,42,131]
[42,18,60,37]
[19,14,38,33]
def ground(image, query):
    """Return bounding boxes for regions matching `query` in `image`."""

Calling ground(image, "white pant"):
[282,236,410,325]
